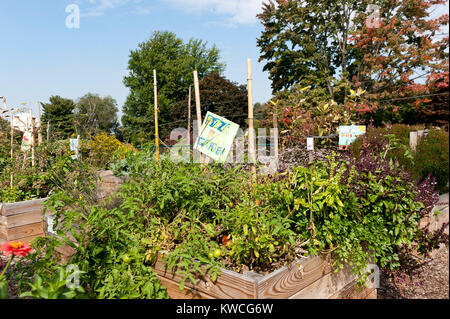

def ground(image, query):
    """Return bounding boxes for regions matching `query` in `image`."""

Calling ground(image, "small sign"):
[339,125,366,147]
[306,138,314,151]
[193,112,240,163]
[70,138,79,151]
[46,215,55,234]
[21,131,32,151]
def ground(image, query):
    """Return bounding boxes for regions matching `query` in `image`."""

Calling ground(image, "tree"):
[74,93,120,138]
[257,0,449,118]
[257,0,363,97]
[41,96,76,139]
[170,72,248,138]
[122,31,225,145]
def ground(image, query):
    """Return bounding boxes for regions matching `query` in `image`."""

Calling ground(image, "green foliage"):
[264,84,362,147]
[414,129,449,193]
[257,0,448,125]
[122,31,225,144]
[18,266,86,299]
[74,93,120,138]
[351,125,448,193]
[11,134,443,296]
[41,95,76,139]
[219,200,297,268]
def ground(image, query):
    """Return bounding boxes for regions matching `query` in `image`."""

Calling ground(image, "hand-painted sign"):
[193,112,239,163]
[21,131,32,151]
[339,125,366,146]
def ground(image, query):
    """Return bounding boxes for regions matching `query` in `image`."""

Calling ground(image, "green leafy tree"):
[74,93,120,138]
[257,0,449,116]
[41,96,76,139]
[122,31,225,145]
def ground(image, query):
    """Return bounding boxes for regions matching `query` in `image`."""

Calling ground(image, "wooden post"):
[46,121,50,144]
[410,131,418,152]
[30,109,35,167]
[37,102,42,146]
[272,112,279,164]
[188,85,191,147]
[153,69,160,163]
[4,97,14,190]
[75,134,80,160]
[193,70,204,164]
[247,58,256,182]
[307,137,315,164]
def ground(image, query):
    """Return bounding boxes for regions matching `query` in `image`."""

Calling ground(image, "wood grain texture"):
[156,276,216,299]
[366,289,378,299]
[153,258,256,299]
[288,264,356,299]
[256,254,333,299]
[329,278,376,299]
[1,198,48,217]
[1,211,43,228]
[4,222,43,240]
[0,223,6,239]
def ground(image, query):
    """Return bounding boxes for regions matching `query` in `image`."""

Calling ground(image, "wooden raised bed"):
[0,198,50,245]
[153,254,377,299]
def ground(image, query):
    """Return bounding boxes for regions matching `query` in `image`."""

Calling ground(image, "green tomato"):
[208,252,214,259]
[122,255,131,263]
[205,224,216,238]
[213,249,222,258]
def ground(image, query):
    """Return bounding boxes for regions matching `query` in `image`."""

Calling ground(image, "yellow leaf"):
[299,85,311,92]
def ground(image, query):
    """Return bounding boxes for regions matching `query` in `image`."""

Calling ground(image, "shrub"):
[414,129,449,193]
[83,132,136,169]
[352,124,449,193]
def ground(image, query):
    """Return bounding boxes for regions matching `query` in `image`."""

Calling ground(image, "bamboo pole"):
[30,109,35,167]
[3,97,14,190]
[37,102,42,146]
[272,111,279,164]
[153,69,160,163]
[75,134,80,160]
[193,70,204,164]
[188,85,191,146]
[247,58,257,182]
[46,121,50,144]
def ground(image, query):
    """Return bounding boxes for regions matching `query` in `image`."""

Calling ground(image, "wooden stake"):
[188,85,191,147]
[4,97,14,190]
[153,69,160,163]
[30,109,35,167]
[75,134,80,160]
[37,102,42,146]
[247,58,256,182]
[410,131,418,153]
[193,70,204,164]
[272,111,279,164]
[46,121,50,144]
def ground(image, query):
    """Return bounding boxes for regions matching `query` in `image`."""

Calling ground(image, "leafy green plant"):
[19,266,86,299]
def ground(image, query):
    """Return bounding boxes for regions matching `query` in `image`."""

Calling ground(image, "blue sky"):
[0,0,272,122]
[0,0,448,123]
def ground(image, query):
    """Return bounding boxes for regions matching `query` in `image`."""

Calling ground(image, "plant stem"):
[0,255,15,279]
